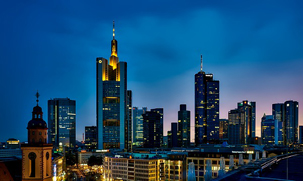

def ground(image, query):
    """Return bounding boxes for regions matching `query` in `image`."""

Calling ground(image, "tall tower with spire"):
[96,22,131,150]
[21,92,53,181]
[195,55,220,146]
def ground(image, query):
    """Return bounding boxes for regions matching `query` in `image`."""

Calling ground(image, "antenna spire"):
[35,90,40,106]
[113,20,115,40]
[200,54,203,71]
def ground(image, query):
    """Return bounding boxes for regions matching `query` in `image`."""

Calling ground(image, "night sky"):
[1,1,302,142]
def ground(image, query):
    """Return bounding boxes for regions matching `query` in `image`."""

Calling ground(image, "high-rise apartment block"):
[96,22,131,150]
[142,108,163,148]
[272,101,299,145]
[178,104,190,147]
[132,107,147,147]
[195,55,219,145]
[48,98,76,150]
[85,126,97,151]
[261,114,282,145]
[228,100,256,145]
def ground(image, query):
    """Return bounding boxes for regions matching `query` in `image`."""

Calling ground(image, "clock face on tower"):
[28,152,37,160]
[46,152,49,160]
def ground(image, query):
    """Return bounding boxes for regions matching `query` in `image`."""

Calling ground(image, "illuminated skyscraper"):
[272,101,299,145]
[228,100,256,145]
[168,122,178,148]
[195,55,219,145]
[48,98,76,150]
[85,126,97,151]
[142,108,163,148]
[132,107,147,147]
[178,104,190,147]
[261,114,282,145]
[96,22,129,150]
[219,119,228,141]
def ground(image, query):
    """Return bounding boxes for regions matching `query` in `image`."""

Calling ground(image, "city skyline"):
[0,1,303,142]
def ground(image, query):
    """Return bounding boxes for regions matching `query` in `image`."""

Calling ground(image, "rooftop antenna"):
[113,20,115,40]
[35,90,40,106]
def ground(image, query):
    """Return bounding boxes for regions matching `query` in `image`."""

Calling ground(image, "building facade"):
[261,114,282,145]
[299,126,303,144]
[219,119,228,141]
[272,101,299,145]
[132,107,147,147]
[168,122,178,148]
[195,55,219,145]
[22,95,53,181]
[96,22,129,150]
[126,90,132,151]
[48,98,76,150]
[178,104,190,147]
[142,108,163,148]
[85,126,97,151]
[228,100,256,145]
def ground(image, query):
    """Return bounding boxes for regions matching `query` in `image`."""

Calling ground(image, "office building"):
[6,138,20,149]
[132,107,147,147]
[272,101,299,145]
[299,126,303,144]
[142,108,163,148]
[103,153,165,180]
[21,93,53,180]
[195,55,219,145]
[48,98,76,150]
[126,90,132,151]
[96,22,128,150]
[219,119,228,141]
[168,122,178,148]
[178,104,190,147]
[261,114,282,145]
[284,101,299,145]
[85,126,97,151]
[228,100,256,145]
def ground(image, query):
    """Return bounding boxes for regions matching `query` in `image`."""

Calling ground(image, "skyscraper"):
[168,122,178,148]
[48,98,76,150]
[272,101,299,145]
[96,22,128,150]
[126,90,132,151]
[284,100,299,145]
[85,126,97,151]
[261,114,282,145]
[142,108,163,148]
[195,55,219,145]
[178,104,190,147]
[132,107,147,147]
[219,119,228,141]
[228,100,256,145]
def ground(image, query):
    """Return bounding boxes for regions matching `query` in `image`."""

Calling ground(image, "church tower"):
[21,92,53,181]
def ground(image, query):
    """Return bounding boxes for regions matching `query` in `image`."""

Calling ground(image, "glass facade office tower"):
[48,98,76,149]
[261,115,282,145]
[85,126,97,151]
[142,108,163,148]
[272,101,299,145]
[126,90,132,151]
[178,104,190,147]
[132,107,147,147]
[168,122,178,148]
[96,23,130,150]
[219,119,228,141]
[228,100,255,145]
[195,56,219,145]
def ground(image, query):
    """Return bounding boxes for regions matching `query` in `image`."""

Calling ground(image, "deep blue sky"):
[1,1,302,142]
